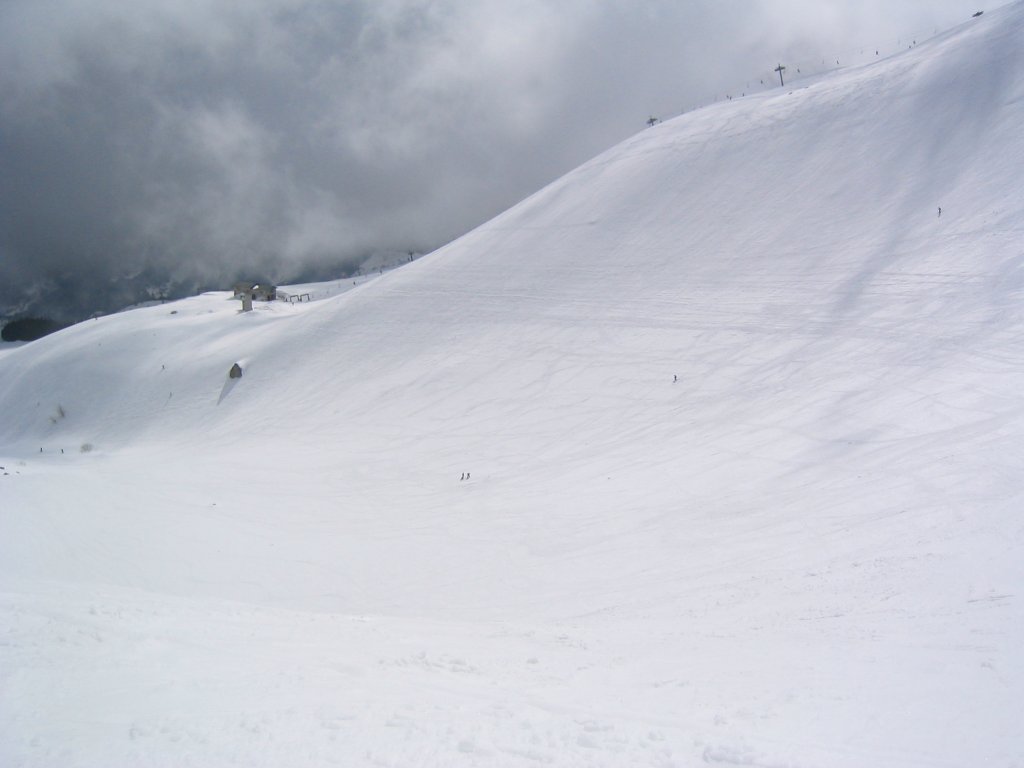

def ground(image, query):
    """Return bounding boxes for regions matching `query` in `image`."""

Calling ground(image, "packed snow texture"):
[2,6,1023,767]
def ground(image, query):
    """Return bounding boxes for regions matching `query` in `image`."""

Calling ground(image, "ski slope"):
[2,5,1023,767]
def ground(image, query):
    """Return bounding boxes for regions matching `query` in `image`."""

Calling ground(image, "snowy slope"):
[2,5,1024,767]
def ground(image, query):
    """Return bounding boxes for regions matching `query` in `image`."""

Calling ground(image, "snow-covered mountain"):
[2,5,1023,767]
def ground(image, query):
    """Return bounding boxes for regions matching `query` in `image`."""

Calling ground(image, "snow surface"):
[2,6,1024,767]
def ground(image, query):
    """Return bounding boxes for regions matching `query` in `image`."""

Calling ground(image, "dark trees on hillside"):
[1,317,65,341]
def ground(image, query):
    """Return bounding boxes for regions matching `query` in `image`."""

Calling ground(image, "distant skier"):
[673,374,678,383]
[460,473,465,481]
[938,206,942,217]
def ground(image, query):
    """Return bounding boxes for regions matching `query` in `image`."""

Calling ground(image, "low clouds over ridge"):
[0,0,984,320]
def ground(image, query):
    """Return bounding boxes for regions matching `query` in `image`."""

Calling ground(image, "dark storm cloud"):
[0,0,985,320]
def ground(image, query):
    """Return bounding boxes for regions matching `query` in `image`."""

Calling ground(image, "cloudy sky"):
[0,0,988,320]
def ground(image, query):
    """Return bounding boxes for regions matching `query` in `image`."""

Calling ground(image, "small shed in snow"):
[233,282,277,303]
